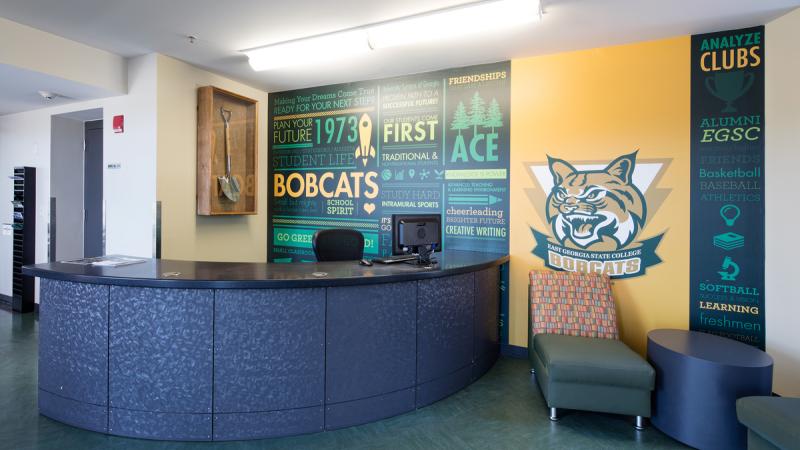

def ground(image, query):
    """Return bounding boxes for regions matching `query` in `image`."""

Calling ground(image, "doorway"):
[50,108,104,261]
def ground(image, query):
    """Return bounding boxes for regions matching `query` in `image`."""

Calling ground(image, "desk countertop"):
[23,250,509,289]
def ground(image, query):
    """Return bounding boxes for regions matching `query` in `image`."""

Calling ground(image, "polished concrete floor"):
[0,308,687,450]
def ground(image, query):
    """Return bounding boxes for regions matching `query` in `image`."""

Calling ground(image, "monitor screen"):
[391,214,441,255]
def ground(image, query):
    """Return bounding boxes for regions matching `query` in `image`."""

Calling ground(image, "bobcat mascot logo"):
[546,152,646,251]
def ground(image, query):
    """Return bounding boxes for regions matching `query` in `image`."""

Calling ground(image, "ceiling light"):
[243,29,369,71]
[242,0,541,71]
[367,0,541,49]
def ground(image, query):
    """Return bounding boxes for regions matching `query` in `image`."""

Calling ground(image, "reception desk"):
[24,251,507,441]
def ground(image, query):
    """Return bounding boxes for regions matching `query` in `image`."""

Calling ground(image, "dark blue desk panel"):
[214,288,325,440]
[473,267,500,380]
[648,329,774,450]
[26,251,507,441]
[109,286,214,440]
[325,281,417,430]
[38,279,109,433]
[416,273,475,407]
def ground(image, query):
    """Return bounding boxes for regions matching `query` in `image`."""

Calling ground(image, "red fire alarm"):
[113,115,124,133]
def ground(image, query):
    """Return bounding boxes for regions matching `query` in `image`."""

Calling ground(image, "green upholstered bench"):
[737,396,800,450]
[528,270,655,429]
[530,334,655,423]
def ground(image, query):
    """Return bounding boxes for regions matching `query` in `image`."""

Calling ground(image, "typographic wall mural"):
[509,37,691,354]
[268,62,511,262]
[689,26,766,349]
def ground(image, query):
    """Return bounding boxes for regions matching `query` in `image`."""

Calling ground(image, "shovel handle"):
[220,108,233,178]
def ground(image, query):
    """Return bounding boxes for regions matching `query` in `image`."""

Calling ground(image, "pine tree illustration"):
[484,98,503,133]
[468,92,486,135]
[451,101,469,136]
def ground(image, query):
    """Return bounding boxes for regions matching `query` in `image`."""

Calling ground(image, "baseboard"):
[0,294,38,314]
[500,344,528,359]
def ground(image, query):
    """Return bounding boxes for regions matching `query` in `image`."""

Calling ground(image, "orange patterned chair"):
[528,270,655,429]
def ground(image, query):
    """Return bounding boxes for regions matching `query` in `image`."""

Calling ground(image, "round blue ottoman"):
[647,329,773,450]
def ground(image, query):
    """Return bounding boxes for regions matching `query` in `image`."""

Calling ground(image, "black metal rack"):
[9,167,35,313]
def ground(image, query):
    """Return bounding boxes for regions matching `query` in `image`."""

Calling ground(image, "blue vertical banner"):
[689,26,765,349]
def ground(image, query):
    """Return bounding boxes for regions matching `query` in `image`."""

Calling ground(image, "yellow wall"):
[509,37,691,354]
[156,55,269,262]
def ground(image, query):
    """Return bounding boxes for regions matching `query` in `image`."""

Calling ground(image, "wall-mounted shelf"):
[197,86,258,216]
[11,167,35,313]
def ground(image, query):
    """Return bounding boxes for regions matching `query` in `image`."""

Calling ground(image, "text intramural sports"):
[273,172,379,199]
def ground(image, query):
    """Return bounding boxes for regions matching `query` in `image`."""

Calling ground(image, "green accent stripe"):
[273,166,356,171]
[272,143,313,149]
[274,221,379,229]
[450,236,507,241]
[382,144,438,149]
[273,215,378,222]
[276,225,376,233]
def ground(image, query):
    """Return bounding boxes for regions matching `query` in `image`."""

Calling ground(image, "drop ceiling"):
[0,0,798,93]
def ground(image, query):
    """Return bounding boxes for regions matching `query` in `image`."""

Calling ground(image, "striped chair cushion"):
[529,270,619,340]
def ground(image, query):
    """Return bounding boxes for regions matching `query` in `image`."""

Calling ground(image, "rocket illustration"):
[355,113,376,166]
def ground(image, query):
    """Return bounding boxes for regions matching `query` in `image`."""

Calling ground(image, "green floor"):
[0,308,686,450]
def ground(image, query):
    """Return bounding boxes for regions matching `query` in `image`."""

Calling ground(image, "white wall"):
[50,115,85,260]
[766,8,800,397]
[0,54,157,300]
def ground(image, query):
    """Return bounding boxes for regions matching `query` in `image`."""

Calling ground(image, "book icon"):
[713,232,744,251]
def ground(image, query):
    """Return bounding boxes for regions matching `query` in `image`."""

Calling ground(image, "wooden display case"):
[197,86,258,215]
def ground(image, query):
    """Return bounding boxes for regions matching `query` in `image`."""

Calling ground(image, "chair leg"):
[635,416,645,430]
[549,407,559,421]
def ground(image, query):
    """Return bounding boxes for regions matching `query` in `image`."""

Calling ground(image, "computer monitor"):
[392,214,441,255]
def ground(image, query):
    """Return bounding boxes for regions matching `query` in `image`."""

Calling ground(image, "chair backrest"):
[529,270,619,339]
[312,229,365,262]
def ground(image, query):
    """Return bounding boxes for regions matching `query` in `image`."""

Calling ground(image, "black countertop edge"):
[23,252,509,289]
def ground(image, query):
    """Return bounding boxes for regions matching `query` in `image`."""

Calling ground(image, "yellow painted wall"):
[156,55,269,262]
[509,37,691,354]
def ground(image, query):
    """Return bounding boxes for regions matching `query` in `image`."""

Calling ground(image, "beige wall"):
[766,8,800,397]
[156,55,269,262]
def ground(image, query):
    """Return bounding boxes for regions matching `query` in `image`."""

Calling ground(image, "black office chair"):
[312,229,365,262]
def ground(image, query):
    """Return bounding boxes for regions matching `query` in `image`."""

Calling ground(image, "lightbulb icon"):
[720,204,741,227]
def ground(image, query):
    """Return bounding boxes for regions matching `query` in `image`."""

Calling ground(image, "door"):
[84,120,103,257]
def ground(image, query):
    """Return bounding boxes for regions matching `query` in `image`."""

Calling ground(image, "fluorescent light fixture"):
[243,0,541,71]
[367,0,540,49]
[243,29,369,71]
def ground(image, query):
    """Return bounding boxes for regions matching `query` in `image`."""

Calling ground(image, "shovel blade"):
[218,176,240,203]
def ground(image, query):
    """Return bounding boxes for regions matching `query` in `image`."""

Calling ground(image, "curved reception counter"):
[24,251,507,441]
